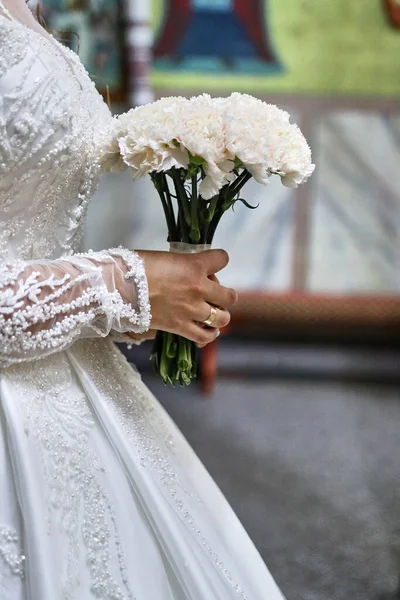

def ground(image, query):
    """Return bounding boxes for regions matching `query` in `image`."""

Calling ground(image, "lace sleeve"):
[0,248,151,367]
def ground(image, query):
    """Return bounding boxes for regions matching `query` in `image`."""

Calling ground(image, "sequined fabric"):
[0,9,151,366]
[0,4,285,599]
[0,19,101,260]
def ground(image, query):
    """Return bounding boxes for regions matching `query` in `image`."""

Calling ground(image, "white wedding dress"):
[0,5,285,599]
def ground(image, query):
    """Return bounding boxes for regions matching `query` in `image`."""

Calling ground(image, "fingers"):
[196,329,220,349]
[208,274,220,284]
[137,249,235,340]
[204,279,238,309]
[200,249,229,275]
[198,304,231,329]
[185,322,221,346]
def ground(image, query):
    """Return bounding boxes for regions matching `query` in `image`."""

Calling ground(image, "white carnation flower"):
[175,94,234,198]
[115,97,190,176]
[221,93,315,186]
[96,119,128,173]
[119,135,189,177]
[96,93,314,197]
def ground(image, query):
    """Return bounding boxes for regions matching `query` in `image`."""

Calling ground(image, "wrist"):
[108,248,152,333]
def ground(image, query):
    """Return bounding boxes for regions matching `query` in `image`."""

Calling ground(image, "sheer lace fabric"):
[0,249,150,367]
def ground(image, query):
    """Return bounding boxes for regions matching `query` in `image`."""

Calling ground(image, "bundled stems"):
[150,167,252,386]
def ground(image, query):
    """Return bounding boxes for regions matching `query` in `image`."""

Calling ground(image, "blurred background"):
[35,1,400,598]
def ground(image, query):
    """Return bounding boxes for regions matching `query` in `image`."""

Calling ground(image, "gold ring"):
[203,305,218,327]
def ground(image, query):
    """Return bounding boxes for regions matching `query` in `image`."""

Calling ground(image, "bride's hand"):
[136,249,237,346]
[125,330,157,342]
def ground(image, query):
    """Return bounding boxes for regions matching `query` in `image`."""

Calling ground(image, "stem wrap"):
[169,242,212,254]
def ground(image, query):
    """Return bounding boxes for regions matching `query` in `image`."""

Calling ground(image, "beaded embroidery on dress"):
[0,3,285,599]
[0,526,24,579]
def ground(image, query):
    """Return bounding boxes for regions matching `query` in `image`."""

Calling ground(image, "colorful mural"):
[154,0,282,74]
[152,0,400,96]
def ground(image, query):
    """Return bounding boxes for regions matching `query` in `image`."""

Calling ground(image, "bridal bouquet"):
[99,93,315,386]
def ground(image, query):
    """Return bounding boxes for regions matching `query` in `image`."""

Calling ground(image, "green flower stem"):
[161,174,179,240]
[228,169,252,199]
[206,209,222,245]
[171,169,191,230]
[208,194,219,221]
[160,333,173,383]
[206,185,227,244]
[151,173,177,241]
[178,336,192,371]
[190,342,198,377]
[190,174,200,242]
[165,332,177,359]
[206,172,252,244]
[177,212,190,244]
[202,193,218,244]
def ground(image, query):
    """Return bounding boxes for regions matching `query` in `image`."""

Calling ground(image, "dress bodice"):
[0,11,112,261]
[0,6,151,368]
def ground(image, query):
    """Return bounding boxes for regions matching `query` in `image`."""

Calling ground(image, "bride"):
[0,1,285,598]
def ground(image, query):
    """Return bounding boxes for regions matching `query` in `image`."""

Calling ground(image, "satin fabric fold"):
[1,340,285,599]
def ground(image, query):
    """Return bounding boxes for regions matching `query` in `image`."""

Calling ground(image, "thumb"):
[200,249,229,275]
